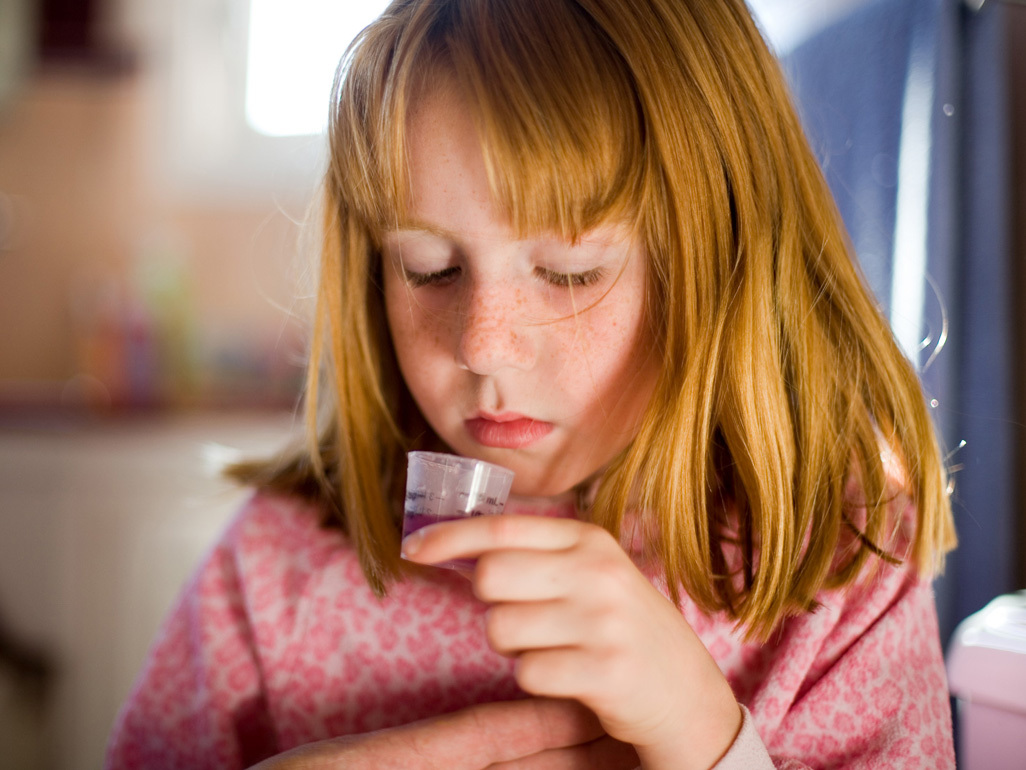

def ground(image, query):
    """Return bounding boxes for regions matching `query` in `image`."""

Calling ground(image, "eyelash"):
[403,266,604,289]
[405,266,460,288]
[537,267,604,288]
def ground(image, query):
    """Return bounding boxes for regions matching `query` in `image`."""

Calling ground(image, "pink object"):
[946,591,1026,769]
[106,491,954,769]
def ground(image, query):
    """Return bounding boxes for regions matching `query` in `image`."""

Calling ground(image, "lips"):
[465,413,554,448]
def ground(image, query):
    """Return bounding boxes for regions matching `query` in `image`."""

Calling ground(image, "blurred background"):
[0,0,1023,768]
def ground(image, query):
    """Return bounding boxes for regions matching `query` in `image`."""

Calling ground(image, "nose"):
[455,282,535,374]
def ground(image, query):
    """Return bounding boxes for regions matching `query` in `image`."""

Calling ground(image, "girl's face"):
[382,85,659,497]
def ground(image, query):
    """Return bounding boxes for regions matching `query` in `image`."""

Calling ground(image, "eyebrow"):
[383,219,461,241]
[383,220,622,251]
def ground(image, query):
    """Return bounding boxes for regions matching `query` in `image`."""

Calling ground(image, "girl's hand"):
[402,516,743,770]
[248,697,638,769]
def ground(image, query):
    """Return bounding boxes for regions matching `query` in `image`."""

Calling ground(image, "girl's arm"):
[250,697,640,769]
[401,515,745,770]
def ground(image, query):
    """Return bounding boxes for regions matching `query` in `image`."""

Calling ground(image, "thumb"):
[423,698,606,767]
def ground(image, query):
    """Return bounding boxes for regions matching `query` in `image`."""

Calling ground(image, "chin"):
[506,463,591,499]
[444,439,597,498]
[510,479,569,498]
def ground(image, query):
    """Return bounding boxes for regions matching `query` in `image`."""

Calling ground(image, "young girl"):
[106,0,957,767]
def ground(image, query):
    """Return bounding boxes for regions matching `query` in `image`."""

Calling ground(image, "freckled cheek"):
[385,298,455,413]
[550,307,644,390]
[385,290,449,355]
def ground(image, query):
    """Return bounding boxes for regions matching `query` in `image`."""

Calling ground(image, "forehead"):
[392,82,643,253]
[374,53,646,246]
[399,84,494,229]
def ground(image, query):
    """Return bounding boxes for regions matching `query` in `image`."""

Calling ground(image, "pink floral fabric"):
[105,492,954,769]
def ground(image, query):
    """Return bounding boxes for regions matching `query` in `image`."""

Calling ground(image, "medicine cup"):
[402,451,515,570]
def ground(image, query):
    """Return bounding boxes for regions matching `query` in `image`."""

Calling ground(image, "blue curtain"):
[778,0,1015,644]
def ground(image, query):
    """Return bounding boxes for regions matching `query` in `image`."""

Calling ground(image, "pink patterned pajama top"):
[106,491,954,769]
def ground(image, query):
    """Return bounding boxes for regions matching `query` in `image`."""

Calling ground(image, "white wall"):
[0,413,294,769]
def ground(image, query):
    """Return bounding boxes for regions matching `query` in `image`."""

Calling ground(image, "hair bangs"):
[446,0,647,239]
[329,0,650,242]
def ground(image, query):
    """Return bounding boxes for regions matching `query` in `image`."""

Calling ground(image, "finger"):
[401,515,599,565]
[485,600,581,656]
[474,549,576,603]
[487,734,640,770]
[474,544,645,621]
[580,735,641,770]
[410,697,606,767]
[513,648,614,703]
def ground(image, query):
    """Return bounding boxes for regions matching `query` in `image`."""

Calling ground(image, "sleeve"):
[104,508,280,770]
[729,564,955,769]
[711,706,776,769]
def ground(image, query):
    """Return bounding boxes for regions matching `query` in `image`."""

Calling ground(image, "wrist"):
[634,693,743,770]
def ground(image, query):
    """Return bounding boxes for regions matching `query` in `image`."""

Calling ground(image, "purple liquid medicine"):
[402,512,486,538]
[402,452,514,571]
[402,500,490,570]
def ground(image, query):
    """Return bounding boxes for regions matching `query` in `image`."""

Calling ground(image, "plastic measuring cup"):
[402,451,515,570]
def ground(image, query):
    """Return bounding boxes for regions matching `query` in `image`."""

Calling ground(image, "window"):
[747,0,873,55]
[155,0,388,202]
[245,0,388,136]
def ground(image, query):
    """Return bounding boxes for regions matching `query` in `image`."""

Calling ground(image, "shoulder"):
[221,490,342,563]
[188,491,356,633]
[694,559,950,764]
[224,488,330,540]
[836,434,920,571]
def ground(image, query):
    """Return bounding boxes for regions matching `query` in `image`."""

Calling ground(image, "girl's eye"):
[404,266,460,288]
[402,264,603,289]
[536,267,604,289]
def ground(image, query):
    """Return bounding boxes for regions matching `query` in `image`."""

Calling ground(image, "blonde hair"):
[230,0,955,639]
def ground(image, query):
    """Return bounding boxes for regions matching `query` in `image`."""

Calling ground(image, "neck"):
[503,490,578,519]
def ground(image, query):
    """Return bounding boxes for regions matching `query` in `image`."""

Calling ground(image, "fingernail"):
[401,529,425,560]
